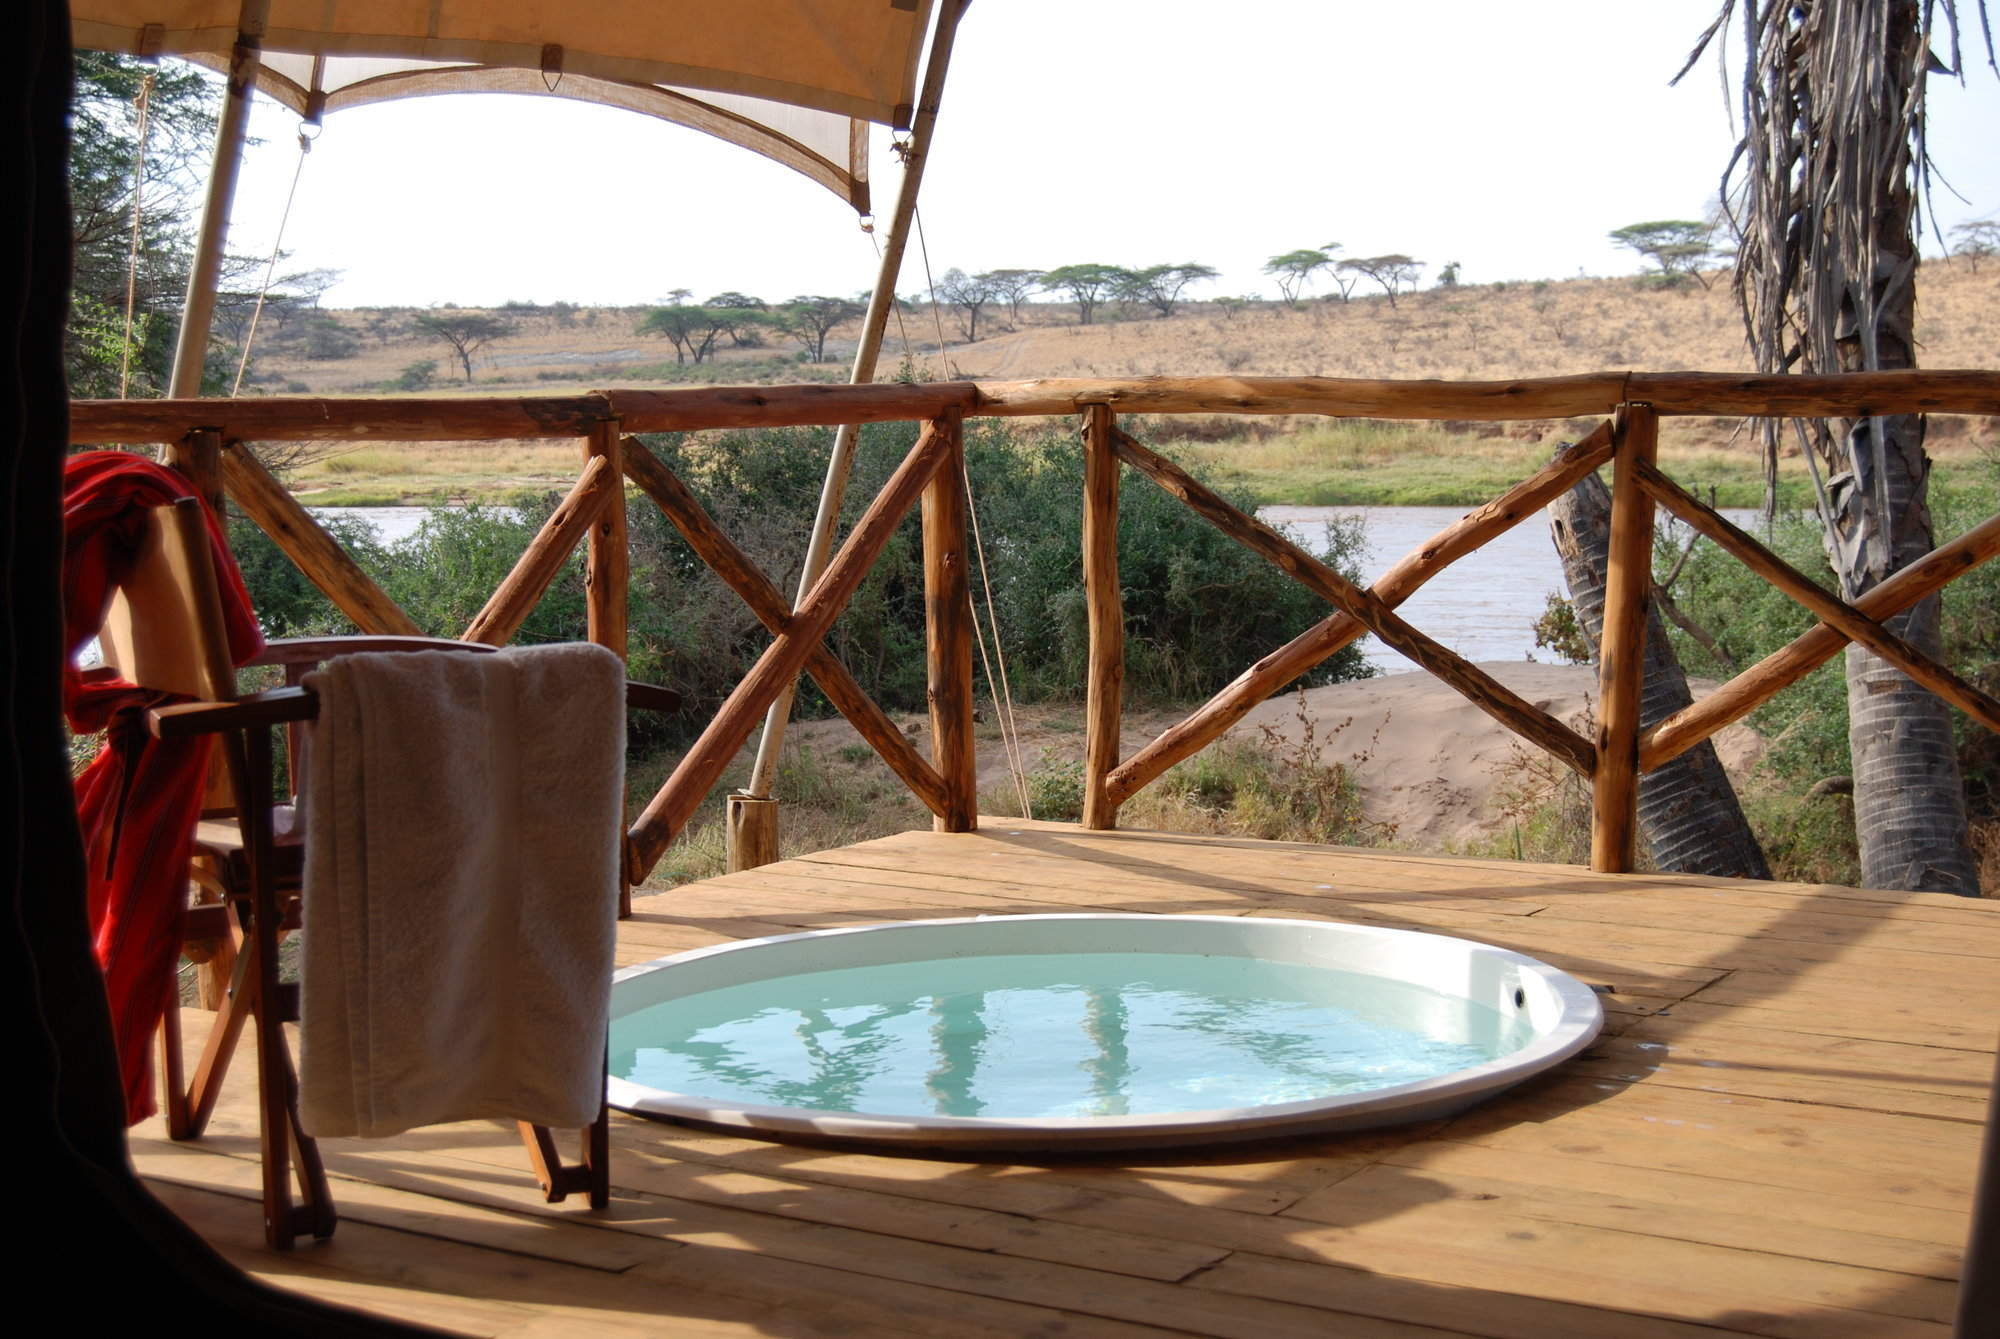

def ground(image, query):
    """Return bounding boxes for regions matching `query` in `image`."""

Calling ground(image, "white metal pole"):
[166,0,270,400]
[743,0,969,799]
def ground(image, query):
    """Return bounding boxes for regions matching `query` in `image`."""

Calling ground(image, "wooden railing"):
[69,370,2000,885]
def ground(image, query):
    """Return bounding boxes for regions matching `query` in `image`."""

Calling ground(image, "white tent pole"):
[741,0,969,805]
[166,0,269,401]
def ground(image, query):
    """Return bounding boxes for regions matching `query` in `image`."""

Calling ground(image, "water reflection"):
[611,953,1533,1120]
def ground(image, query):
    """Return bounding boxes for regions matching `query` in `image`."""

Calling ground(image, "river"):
[311,502,1760,673]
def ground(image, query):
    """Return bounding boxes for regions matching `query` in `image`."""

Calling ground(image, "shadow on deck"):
[135,820,1995,1338]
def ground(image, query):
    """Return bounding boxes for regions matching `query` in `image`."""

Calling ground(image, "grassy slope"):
[259,258,1997,507]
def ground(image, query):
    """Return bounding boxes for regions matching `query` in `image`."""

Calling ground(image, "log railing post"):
[922,412,977,831]
[582,419,634,910]
[1082,405,1124,829]
[1591,404,1658,872]
[169,429,226,514]
[582,420,628,662]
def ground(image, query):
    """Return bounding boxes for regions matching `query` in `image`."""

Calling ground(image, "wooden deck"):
[134,820,1997,1337]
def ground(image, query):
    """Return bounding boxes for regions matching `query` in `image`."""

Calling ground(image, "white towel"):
[299,643,625,1139]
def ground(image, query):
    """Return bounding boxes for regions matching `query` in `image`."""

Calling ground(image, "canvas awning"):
[71,1,945,212]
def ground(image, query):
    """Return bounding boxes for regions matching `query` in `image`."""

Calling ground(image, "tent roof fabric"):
[72,1,940,211]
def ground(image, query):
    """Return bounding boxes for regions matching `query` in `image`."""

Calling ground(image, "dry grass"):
[255,258,2000,397]
[285,439,589,504]
[246,259,1997,505]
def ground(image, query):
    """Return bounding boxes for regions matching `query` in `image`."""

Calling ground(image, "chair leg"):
[586,1104,610,1211]
[159,984,190,1140]
[279,1040,337,1240]
[517,1104,610,1208]
[254,950,297,1250]
[182,924,256,1139]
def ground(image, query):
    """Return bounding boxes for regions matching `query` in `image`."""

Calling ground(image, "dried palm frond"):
[1677,0,1994,522]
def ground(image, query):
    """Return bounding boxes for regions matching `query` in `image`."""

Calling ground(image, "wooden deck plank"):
[132,819,1992,1336]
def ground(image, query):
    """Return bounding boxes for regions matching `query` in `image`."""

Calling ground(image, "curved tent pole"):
[738,0,968,842]
[166,0,268,401]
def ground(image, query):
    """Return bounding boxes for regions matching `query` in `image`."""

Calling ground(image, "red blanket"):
[64,451,264,1125]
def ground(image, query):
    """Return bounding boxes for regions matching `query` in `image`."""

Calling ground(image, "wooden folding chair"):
[103,496,668,1249]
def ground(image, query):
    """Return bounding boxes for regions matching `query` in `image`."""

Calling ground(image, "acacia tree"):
[1040,263,1127,325]
[982,268,1045,326]
[1262,249,1332,308]
[1682,0,1991,893]
[1120,262,1218,317]
[1339,255,1423,308]
[413,311,514,383]
[1608,219,1719,288]
[937,268,997,341]
[703,292,770,348]
[777,295,863,361]
[1952,217,1999,271]
[636,304,737,364]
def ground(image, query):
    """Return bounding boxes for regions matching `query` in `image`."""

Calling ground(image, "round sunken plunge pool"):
[608,914,1603,1151]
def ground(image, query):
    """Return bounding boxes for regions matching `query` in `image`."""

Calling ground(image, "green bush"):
[228,421,1375,747]
[390,359,437,391]
[1653,508,1848,784]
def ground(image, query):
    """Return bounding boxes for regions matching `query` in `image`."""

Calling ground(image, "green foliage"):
[1935,473,2000,818]
[1262,249,1332,307]
[1652,509,1848,784]
[1039,264,1131,325]
[635,304,767,364]
[390,359,438,390]
[68,53,218,396]
[1020,752,1086,822]
[1531,591,1593,664]
[1116,263,1220,318]
[776,295,863,361]
[953,429,1374,701]
[1608,220,1717,287]
[1129,691,1390,846]
[227,424,1374,756]
[1337,255,1424,308]
[413,312,514,382]
[226,512,387,636]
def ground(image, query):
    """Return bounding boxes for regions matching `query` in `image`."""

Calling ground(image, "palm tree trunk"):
[1826,423,1978,894]
[1551,467,1771,879]
[1817,4,1980,895]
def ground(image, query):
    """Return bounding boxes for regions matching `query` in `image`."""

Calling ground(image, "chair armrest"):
[251,636,497,666]
[152,672,676,737]
[625,681,681,715]
[149,686,319,739]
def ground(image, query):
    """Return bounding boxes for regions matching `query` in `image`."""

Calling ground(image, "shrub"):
[391,359,437,391]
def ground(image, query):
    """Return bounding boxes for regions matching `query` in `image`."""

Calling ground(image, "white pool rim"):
[608,913,1605,1150]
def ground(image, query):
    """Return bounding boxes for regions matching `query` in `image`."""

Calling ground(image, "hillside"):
[242,259,1999,505]
[251,257,2000,392]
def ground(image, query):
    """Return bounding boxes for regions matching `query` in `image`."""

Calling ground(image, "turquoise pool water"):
[609,951,1534,1120]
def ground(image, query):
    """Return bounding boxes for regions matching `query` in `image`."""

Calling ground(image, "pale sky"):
[217,0,2000,310]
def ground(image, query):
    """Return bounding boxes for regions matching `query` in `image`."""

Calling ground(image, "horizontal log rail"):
[67,369,2000,443]
[81,365,2000,888]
